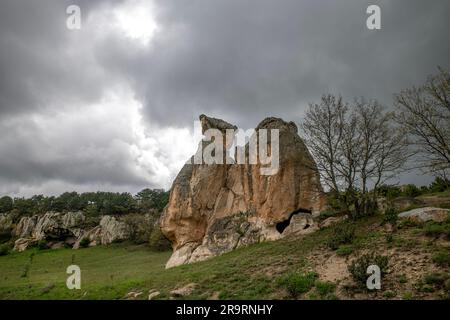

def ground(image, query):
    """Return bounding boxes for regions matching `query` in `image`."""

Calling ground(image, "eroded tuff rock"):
[161,115,326,268]
[73,215,131,249]
[11,212,131,252]
[398,207,450,223]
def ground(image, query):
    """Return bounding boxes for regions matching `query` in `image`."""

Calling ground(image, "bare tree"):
[302,95,409,217]
[394,68,450,178]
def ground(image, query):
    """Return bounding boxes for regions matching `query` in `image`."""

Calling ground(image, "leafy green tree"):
[136,189,169,213]
[0,196,13,213]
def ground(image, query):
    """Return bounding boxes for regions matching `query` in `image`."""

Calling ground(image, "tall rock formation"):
[161,115,326,268]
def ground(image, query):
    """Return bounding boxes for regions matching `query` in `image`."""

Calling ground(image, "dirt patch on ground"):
[308,251,350,282]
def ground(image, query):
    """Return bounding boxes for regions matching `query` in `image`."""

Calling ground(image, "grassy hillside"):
[0,214,449,300]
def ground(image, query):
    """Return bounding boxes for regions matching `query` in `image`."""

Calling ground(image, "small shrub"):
[0,243,12,256]
[432,251,450,267]
[402,292,414,300]
[383,290,396,299]
[326,223,356,250]
[398,274,408,284]
[318,210,336,222]
[336,245,353,256]
[402,184,422,197]
[315,281,336,297]
[385,233,394,244]
[382,207,399,225]
[424,272,448,288]
[277,272,318,297]
[422,222,448,238]
[148,228,171,251]
[445,279,450,291]
[37,240,48,250]
[79,238,90,248]
[348,253,389,288]
[398,219,419,229]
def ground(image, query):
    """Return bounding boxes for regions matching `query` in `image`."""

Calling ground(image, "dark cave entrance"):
[276,208,312,234]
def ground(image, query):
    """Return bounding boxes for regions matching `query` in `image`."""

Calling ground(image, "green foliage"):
[0,243,12,256]
[398,219,419,229]
[135,189,169,213]
[0,196,13,213]
[315,281,336,297]
[37,240,48,250]
[383,290,396,299]
[376,185,401,199]
[422,222,450,239]
[148,228,171,251]
[348,253,389,287]
[326,223,356,250]
[318,210,336,222]
[428,177,450,193]
[123,214,156,244]
[336,245,353,256]
[424,272,449,288]
[277,272,318,297]
[402,184,422,198]
[79,238,90,248]
[398,274,408,284]
[432,251,450,267]
[382,207,399,225]
[5,188,169,218]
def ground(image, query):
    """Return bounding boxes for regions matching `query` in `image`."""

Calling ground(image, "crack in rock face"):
[161,115,327,268]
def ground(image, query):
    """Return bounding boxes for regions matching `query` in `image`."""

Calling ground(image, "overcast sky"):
[0,0,449,197]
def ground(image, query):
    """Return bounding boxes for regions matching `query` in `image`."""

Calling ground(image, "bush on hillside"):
[326,223,356,250]
[348,253,389,288]
[149,228,171,251]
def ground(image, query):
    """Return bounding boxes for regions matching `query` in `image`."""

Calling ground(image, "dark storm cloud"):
[0,0,449,195]
[113,0,449,128]
[0,0,123,116]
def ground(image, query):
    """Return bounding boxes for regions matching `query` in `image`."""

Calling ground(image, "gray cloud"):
[0,0,449,196]
[116,0,450,128]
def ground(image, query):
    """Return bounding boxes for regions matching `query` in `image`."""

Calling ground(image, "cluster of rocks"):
[161,115,327,268]
[3,211,133,252]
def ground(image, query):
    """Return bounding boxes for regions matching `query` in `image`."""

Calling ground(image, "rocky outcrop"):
[13,212,86,252]
[161,115,326,268]
[11,212,132,252]
[398,207,450,223]
[73,215,131,248]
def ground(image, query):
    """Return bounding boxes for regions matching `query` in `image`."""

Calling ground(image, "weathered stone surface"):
[13,211,85,241]
[378,197,425,213]
[161,115,326,268]
[398,207,450,223]
[148,291,160,300]
[319,216,348,229]
[8,211,133,251]
[99,215,131,244]
[73,216,131,249]
[0,213,14,232]
[13,237,37,252]
[170,283,196,297]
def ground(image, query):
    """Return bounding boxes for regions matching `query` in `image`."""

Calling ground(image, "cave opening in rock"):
[276,208,312,234]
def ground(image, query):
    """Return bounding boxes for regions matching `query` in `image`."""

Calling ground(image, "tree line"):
[302,68,450,218]
[0,188,169,216]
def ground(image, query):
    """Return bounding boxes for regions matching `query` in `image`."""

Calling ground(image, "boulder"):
[0,213,14,231]
[73,216,131,249]
[12,212,86,251]
[148,290,160,300]
[161,115,326,268]
[170,283,196,297]
[13,216,38,238]
[398,207,450,223]
[13,237,37,252]
[99,215,131,244]
[319,216,348,229]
